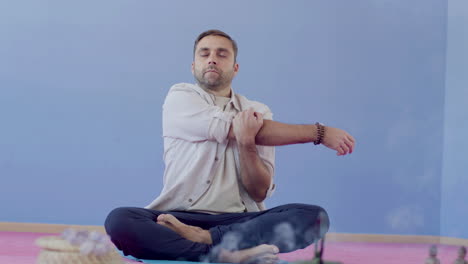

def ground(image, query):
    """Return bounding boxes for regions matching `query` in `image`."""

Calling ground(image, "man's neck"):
[199,84,232,98]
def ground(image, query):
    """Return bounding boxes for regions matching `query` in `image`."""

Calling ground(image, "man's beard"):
[194,65,234,91]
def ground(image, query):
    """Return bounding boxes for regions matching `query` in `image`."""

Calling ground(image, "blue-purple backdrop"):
[0,0,466,239]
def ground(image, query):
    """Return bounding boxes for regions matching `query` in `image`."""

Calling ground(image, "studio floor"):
[0,231,462,264]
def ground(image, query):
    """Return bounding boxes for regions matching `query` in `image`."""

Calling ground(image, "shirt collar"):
[194,83,241,112]
[229,88,241,111]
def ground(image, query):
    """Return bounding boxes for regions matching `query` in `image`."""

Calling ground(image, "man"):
[105,29,355,263]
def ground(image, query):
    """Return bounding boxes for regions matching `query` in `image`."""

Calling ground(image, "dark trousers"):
[104,203,329,262]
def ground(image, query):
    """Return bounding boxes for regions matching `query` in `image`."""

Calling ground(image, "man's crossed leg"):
[104,203,329,263]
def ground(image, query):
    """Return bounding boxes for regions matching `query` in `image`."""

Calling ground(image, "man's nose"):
[208,54,217,65]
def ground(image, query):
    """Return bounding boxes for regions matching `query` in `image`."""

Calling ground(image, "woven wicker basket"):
[36,236,125,264]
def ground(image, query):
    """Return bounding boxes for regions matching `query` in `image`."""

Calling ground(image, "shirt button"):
[188,198,193,202]
[206,180,211,184]
[214,157,219,161]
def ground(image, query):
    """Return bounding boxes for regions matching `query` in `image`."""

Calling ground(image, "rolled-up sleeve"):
[163,84,235,144]
[256,107,276,198]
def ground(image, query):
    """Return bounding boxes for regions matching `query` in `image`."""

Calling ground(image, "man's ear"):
[191,62,194,74]
[233,63,239,77]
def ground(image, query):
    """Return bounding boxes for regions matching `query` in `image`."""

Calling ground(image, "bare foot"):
[218,244,280,264]
[156,214,213,244]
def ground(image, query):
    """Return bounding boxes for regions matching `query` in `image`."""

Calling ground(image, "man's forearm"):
[238,143,271,203]
[228,120,317,146]
[255,120,317,146]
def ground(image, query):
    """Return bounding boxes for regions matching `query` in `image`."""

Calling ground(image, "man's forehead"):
[196,36,234,52]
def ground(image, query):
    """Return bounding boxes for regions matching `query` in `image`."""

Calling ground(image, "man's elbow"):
[251,188,268,203]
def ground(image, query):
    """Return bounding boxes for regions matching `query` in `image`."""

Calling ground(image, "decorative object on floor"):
[425,245,441,264]
[35,229,124,264]
[454,246,467,264]
[291,238,342,264]
[290,210,341,264]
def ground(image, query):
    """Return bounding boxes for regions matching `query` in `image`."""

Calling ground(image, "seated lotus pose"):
[105,29,355,263]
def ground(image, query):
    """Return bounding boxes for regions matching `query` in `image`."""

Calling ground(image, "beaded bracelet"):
[314,122,325,145]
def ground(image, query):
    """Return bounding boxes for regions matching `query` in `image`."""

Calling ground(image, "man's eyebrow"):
[197,47,231,53]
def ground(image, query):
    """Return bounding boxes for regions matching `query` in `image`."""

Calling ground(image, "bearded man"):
[105,29,355,263]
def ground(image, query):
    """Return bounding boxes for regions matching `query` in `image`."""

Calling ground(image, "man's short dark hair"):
[194,29,238,62]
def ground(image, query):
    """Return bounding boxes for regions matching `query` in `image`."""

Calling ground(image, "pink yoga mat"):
[0,231,463,264]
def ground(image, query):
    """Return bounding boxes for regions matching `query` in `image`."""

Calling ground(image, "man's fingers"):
[254,112,264,124]
[253,111,263,119]
[344,139,354,154]
[341,143,349,155]
[337,146,345,156]
[324,128,355,156]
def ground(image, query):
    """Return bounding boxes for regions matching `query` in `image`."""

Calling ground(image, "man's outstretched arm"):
[229,110,355,156]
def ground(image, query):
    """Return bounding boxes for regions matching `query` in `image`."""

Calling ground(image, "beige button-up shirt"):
[145,83,276,212]
[187,95,246,214]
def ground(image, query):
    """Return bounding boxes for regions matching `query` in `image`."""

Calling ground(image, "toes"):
[157,214,167,222]
[270,245,279,254]
[156,215,170,227]
[259,244,279,254]
[161,214,174,223]
[164,214,181,227]
[157,214,189,233]
[157,214,178,225]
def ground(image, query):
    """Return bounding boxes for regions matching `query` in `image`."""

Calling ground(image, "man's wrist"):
[314,122,325,145]
[237,138,256,148]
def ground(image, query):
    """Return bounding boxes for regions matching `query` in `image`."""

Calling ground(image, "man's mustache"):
[204,66,220,73]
